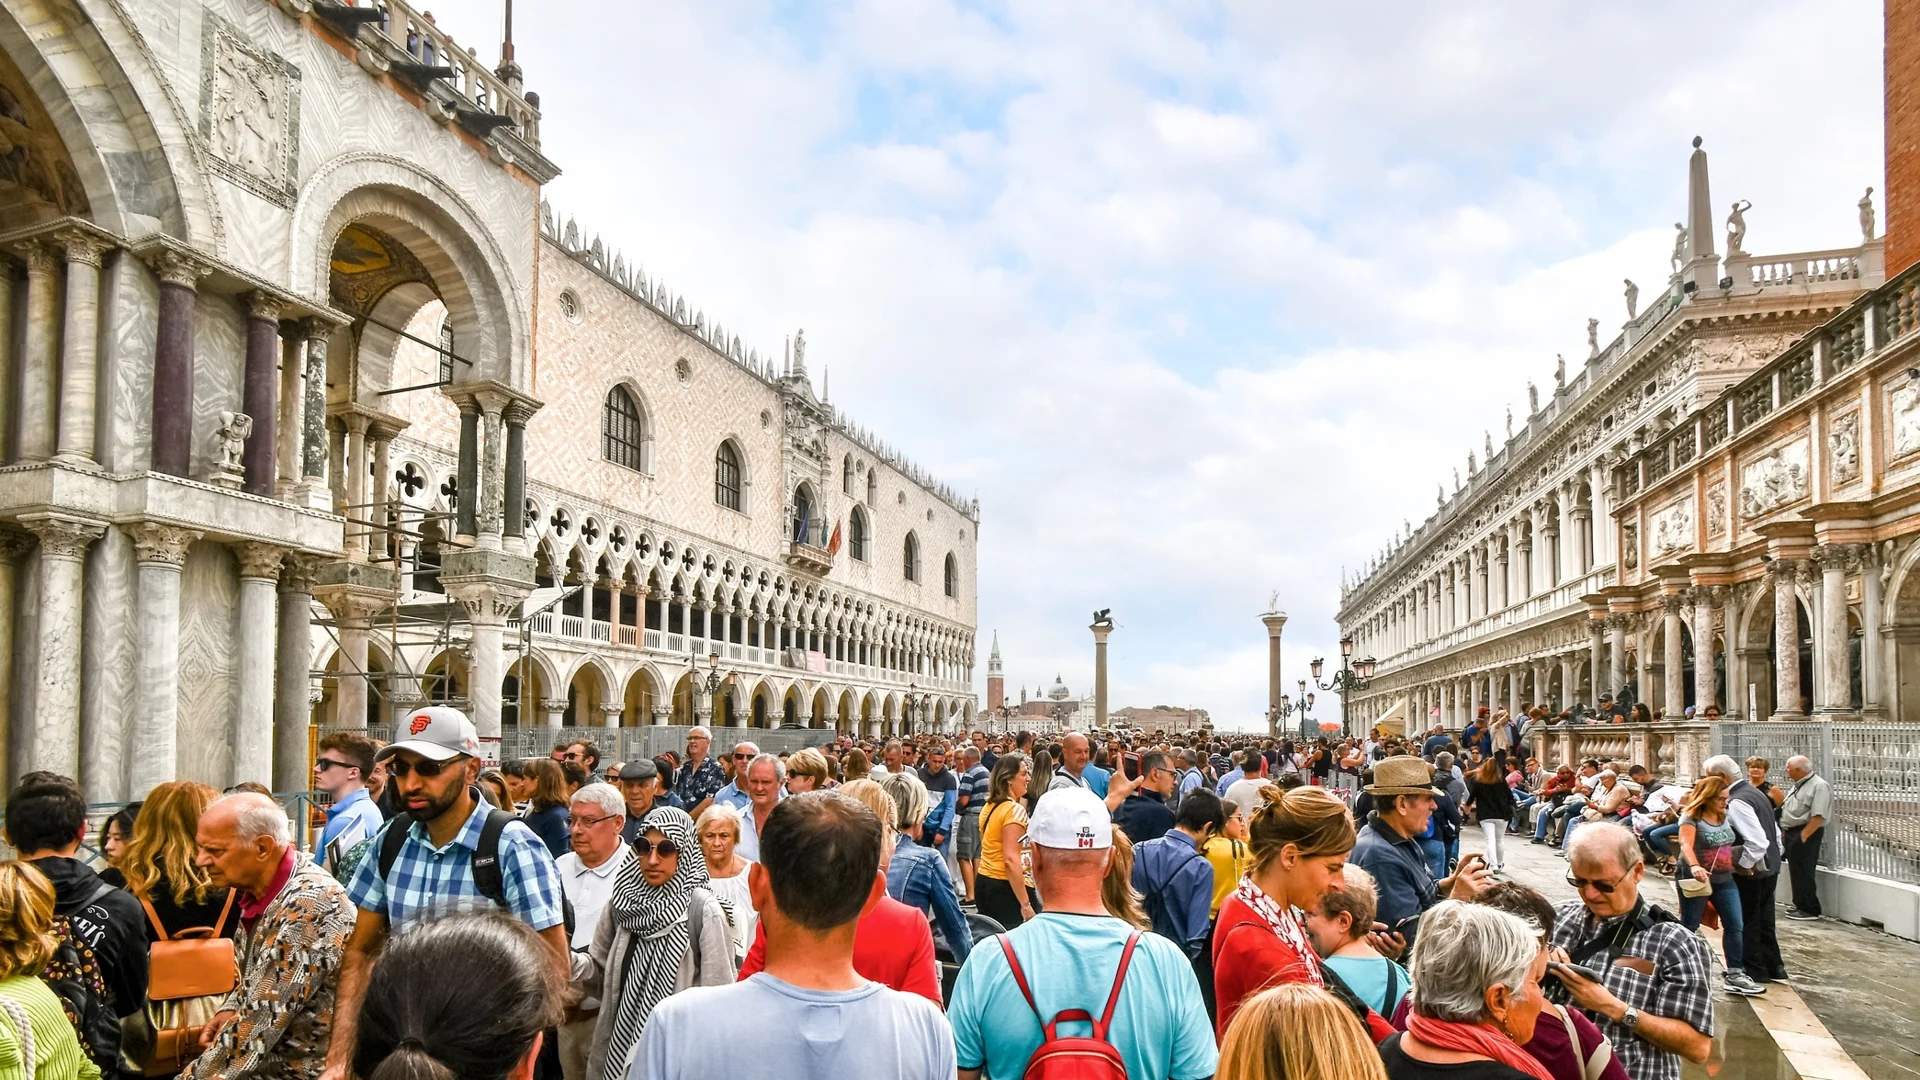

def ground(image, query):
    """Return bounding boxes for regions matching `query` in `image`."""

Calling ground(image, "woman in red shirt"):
[1213,784,1396,1043]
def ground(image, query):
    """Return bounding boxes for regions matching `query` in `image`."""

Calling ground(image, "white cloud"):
[428,0,1883,727]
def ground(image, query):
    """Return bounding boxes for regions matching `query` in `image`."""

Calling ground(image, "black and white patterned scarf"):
[604,807,708,1069]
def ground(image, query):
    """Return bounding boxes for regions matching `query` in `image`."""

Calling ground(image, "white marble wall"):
[97,252,156,473]
[187,291,245,482]
[176,541,238,787]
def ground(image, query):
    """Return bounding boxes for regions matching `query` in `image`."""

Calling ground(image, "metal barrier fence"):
[1709,721,1920,886]
[363,724,839,766]
[0,790,335,865]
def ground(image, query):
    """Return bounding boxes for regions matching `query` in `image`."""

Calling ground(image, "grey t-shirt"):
[631,973,955,1080]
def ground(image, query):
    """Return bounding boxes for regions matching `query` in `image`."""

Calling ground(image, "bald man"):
[187,794,356,1080]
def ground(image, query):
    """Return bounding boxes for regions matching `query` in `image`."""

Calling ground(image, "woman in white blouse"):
[694,804,756,960]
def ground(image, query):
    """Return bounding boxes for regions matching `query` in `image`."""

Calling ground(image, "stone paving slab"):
[1467,830,1920,1080]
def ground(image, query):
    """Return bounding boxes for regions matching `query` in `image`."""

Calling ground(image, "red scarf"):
[1406,1015,1556,1080]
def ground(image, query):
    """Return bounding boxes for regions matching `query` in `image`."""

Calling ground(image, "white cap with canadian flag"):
[1028,787,1112,850]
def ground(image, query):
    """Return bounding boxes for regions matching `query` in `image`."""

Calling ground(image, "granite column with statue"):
[1092,621,1112,729]
[1262,608,1287,735]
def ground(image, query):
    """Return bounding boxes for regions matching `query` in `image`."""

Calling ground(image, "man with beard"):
[318,707,566,1080]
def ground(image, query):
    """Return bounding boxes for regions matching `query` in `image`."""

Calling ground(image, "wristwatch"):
[1620,1007,1641,1030]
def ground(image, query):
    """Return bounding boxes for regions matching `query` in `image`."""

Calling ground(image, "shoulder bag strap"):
[998,935,1056,1038]
[472,807,515,906]
[1091,934,1140,1042]
[213,888,237,934]
[139,894,171,942]
[377,813,415,880]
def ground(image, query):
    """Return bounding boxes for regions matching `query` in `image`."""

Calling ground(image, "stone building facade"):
[1337,141,1907,733]
[0,0,976,799]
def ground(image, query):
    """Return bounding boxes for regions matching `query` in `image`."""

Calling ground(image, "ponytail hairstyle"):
[1246,784,1355,876]
[353,913,562,1080]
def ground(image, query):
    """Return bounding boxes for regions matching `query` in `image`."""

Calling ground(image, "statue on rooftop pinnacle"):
[1861,187,1877,242]
[1557,352,1569,387]
[1586,317,1599,356]
[1624,279,1639,319]
[1670,223,1689,275]
[1726,199,1751,256]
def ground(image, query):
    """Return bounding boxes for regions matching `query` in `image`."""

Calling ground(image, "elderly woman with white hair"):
[1379,900,1556,1080]
[693,804,755,959]
[878,770,974,963]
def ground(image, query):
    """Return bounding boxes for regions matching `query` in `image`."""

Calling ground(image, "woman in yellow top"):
[1205,794,1253,919]
[0,860,102,1080]
[975,751,1038,930]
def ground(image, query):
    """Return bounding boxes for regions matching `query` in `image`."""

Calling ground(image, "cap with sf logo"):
[374,705,480,763]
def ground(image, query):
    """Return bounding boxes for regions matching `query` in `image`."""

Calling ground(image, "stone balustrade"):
[355,0,542,146]
[1528,720,1711,785]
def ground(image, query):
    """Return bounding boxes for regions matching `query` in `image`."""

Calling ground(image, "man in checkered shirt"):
[318,707,567,1080]
[1547,823,1714,1080]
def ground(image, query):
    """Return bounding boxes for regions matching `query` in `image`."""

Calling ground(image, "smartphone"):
[1121,752,1141,781]
[1549,960,1607,983]
[1390,915,1419,934]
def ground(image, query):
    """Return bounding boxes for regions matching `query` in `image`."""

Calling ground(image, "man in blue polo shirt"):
[314,730,385,873]
[949,788,1216,1080]
[320,706,566,1080]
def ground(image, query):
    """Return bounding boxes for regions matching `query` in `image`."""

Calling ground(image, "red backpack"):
[999,932,1141,1080]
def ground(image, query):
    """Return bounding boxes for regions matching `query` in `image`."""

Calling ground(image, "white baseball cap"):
[377,706,480,763]
[1028,787,1112,851]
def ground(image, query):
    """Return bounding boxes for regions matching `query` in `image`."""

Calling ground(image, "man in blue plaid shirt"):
[320,706,568,1080]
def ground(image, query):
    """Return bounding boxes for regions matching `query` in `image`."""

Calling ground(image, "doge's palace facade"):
[0,0,976,801]
[1338,141,1913,732]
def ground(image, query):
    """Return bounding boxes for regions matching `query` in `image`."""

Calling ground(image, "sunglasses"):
[733,752,754,760]
[1566,873,1628,894]
[386,755,462,779]
[633,838,681,859]
[314,758,356,773]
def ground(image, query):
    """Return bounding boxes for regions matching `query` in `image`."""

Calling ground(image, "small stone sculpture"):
[1670,223,1688,274]
[210,411,251,489]
[1725,199,1751,256]
[1527,382,1538,414]
[1556,353,1568,388]
[1624,279,1640,319]
[1587,316,1600,356]
[1861,187,1877,242]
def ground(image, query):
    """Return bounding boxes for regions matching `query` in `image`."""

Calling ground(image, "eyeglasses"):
[386,755,461,779]
[569,813,620,830]
[633,838,681,858]
[314,758,356,773]
[1566,873,1628,894]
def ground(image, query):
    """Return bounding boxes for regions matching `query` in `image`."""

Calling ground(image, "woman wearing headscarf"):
[573,807,736,1080]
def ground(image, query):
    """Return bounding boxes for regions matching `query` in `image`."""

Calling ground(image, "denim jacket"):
[886,834,972,963]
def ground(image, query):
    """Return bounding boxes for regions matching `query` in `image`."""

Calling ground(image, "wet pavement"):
[1465,828,1920,1080]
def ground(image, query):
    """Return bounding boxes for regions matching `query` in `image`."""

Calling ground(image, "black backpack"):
[41,879,121,1072]
[376,796,575,935]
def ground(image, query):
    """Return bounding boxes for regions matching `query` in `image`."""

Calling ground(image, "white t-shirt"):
[706,866,757,959]
[555,845,631,950]
[632,973,954,1080]
[1223,777,1272,812]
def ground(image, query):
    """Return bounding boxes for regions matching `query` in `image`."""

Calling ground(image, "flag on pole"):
[827,520,843,556]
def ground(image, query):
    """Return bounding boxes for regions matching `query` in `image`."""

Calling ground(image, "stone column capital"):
[144,248,210,289]
[54,228,112,267]
[16,239,59,275]
[539,698,570,713]
[597,703,624,717]
[129,522,201,565]
[0,529,36,562]
[245,291,283,322]
[503,399,540,427]
[279,553,323,592]
[1814,541,1865,572]
[236,542,288,581]
[25,515,106,561]
[1658,592,1686,615]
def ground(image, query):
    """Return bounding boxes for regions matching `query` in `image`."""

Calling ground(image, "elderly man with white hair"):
[1704,753,1788,983]
[186,793,355,1080]
[736,753,786,861]
[674,725,728,816]
[554,783,632,1080]
[1780,754,1832,920]
[1546,823,1714,1080]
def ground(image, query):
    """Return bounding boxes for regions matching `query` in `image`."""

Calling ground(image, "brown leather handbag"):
[129,891,239,1075]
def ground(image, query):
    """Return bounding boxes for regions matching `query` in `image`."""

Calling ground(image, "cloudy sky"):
[432,0,1882,730]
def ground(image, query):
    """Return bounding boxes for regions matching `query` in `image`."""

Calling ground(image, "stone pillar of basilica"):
[129,521,194,795]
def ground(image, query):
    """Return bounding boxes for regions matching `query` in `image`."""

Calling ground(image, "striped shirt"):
[344,798,565,933]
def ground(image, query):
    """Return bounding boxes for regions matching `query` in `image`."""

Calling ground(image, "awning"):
[1372,697,1409,735]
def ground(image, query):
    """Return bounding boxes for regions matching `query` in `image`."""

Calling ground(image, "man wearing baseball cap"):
[948,787,1217,1080]
[320,706,568,1080]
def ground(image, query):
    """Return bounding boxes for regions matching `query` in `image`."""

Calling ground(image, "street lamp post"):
[1312,635,1377,735]
[1274,679,1315,741]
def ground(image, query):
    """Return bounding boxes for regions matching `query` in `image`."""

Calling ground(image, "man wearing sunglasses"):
[711,741,761,812]
[321,707,568,1080]
[1546,823,1714,1080]
[314,731,383,873]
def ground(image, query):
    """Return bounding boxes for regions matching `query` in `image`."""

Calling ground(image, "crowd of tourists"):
[0,702,1827,1080]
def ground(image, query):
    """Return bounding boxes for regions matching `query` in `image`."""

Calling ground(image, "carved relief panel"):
[1892,382,1920,462]
[1739,437,1809,521]
[198,13,301,204]
[1705,482,1727,538]
[1649,497,1694,559]
[1830,411,1861,487]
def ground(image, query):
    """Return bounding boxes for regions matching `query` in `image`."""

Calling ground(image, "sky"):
[428,0,1883,731]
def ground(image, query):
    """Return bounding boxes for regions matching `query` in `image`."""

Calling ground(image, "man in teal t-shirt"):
[948,788,1217,1080]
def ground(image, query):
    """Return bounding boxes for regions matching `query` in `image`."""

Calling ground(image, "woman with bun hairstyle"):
[352,912,562,1080]
[1212,784,1396,1044]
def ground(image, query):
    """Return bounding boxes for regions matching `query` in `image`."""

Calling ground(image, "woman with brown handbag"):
[118,782,240,1077]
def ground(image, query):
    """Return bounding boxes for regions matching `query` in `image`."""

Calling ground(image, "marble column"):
[503,402,532,549]
[1773,560,1803,717]
[148,251,205,477]
[301,332,329,490]
[1589,617,1606,703]
[1531,663,1547,710]
[241,295,281,495]
[542,698,568,729]
[1862,547,1886,710]
[1508,668,1521,717]
[53,231,109,466]
[1721,588,1745,718]
[326,419,347,512]
[1691,588,1718,713]
[1608,615,1627,693]
[0,258,14,460]
[328,603,374,730]
[1092,622,1111,728]
[1659,595,1684,718]
[463,598,508,738]
[1818,546,1855,714]
[650,706,669,727]
[232,544,283,786]
[16,243,59,462]
[274,557,318,792]
[479,400,506,545]
[128,522,194,794]
[1495,550,1510,610]
[455,401,480,539]
[276,324,304,492]
[0,531,32,786]
[343,416,369,558]
[1560,657,1577,711]
[1572,506,1592,575]
[1262,610,1287,733]
[599,702,623,730]
[18,518,102,778]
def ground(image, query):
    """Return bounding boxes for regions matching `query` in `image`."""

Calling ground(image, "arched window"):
[944,553,958,598]
[903,531,919,582]
[843,455,855,495]
[792,484,815,544]
[714,441,743,511]
[849,507,869,562]
[602,387,647,472]
[866,470,877,506]
[437,317,455,384]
